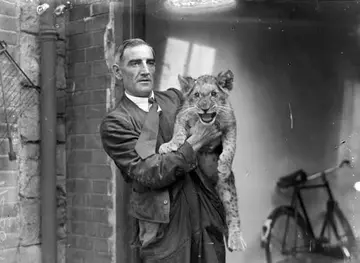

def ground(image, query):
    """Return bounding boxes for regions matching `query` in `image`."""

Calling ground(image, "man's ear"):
[217,70,234,91]
[112,64,123,80]
[178,74,195,94]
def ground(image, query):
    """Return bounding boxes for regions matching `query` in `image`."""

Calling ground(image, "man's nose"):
[140,61,150,75]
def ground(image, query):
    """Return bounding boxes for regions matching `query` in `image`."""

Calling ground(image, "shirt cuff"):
[178,141,198,172]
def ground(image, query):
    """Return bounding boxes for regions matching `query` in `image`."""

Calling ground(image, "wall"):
[145,3,360,262]
[65,1,117,262]
[0,0,67,262]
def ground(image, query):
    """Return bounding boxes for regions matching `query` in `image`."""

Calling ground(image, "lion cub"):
[159,70,246,252]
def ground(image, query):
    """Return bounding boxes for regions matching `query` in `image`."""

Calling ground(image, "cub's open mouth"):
[198,112,217,123]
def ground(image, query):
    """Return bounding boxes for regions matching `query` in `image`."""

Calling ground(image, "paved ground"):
[273,239,360,263]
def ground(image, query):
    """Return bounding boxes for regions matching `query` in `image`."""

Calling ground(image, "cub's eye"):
[194,92,200,98]
[211,91,217,97]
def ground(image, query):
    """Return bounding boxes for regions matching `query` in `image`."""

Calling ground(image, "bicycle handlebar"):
[306,159,352,181]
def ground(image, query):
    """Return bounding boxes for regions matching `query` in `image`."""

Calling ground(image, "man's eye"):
[147,61,155,66]
[130,62,139,66]
[194,92,200,98]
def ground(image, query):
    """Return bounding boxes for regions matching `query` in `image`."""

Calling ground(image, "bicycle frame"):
[289,172,338,244]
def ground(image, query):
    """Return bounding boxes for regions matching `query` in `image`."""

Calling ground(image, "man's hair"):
[114,38,155,65]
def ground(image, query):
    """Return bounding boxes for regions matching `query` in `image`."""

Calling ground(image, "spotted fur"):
[159,70,245,252]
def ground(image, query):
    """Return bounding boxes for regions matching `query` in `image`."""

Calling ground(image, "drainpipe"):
[39,1,57,262]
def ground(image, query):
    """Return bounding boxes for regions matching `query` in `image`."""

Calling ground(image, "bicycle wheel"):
[262,206,311,263]
[319,202,358,260]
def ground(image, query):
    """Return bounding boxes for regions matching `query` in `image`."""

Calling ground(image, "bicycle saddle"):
[277,169,308,189]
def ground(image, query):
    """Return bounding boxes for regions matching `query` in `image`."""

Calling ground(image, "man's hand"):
[187,121,222,153]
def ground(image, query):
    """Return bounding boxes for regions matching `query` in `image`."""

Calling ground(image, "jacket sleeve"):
[100,112,198,190]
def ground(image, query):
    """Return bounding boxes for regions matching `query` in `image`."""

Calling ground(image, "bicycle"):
[260,159,358,263]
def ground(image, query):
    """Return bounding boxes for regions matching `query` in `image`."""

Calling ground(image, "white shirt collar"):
[125,91,161,112]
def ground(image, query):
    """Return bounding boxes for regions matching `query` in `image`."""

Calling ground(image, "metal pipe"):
[39,0,57,262]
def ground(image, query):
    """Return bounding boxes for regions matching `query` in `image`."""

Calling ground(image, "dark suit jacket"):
[100,88,198,224]
[100,88,227,262]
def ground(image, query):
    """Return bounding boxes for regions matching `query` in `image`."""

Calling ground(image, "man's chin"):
[133,83,153,97]
[137,82,153,90]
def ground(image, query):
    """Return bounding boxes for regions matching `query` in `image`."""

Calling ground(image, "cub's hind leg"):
[217,129,246,252]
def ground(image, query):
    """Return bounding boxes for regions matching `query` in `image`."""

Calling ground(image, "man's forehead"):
[123,45,154,61]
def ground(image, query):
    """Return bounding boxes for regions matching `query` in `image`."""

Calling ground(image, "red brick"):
[67,119,101,134]
[0,15,17,31]
[85,134,101,149]
[69,135,86,149]
[67,91,92,106]
[86,104,106,119]
[93,238,109,252]
[68,62,91,78]
[0,30,17,45]
[91,60,110,76]
[92,252,112,263]
[67,164,86,179]
[85,14,108,32]
[66,77,86,92]
[68,207,92,221]
[91,150,108,164]
[88,194,112,208]
[71,193,88,207]
[92,208,109,223]
[67,20,85,36]
[92,180,107,194]
[66,106,86,120]
[68,89,106,106]
[67,150,93,164]
[68,33,91,50]
[69,4,90,21]
[90,90,106,104]
[70,221,86,235]
[86,46,104,62]
[91,30,105,47]
[0,1,16,17]
[68,30,104,50]
[86,75,110,90]
[69,235,93,250]
[90,3,109,16]
[68,49,86,64]
[67,179,92,194]
[66,248,92,263]
[87,165,112,180]
[85,222,113,238]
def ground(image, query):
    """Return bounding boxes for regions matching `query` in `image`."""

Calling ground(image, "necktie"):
[134,97,160,159]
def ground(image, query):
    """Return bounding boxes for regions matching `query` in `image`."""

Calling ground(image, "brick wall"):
[0,0,67,262]
[66,2,116,262]
[0,1,26,261]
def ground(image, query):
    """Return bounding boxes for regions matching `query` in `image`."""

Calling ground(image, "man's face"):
[114,44,156,97]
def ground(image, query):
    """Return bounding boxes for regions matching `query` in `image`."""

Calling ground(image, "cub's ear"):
[217,70,234,91]
[178,74,195,94]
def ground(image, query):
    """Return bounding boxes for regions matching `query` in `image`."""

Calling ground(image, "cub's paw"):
[227,227,247,252]
[159,142,178,154]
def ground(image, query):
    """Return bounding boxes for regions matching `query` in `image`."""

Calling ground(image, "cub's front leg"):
[216,126,245,252]
[159,114,189,154]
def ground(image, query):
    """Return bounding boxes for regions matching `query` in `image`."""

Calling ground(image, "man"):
[100,38,228,263]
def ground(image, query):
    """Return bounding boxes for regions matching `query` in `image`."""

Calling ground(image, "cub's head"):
[178,70,234,125]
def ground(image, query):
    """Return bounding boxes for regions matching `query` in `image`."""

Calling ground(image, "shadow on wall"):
[145,3,360,262]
